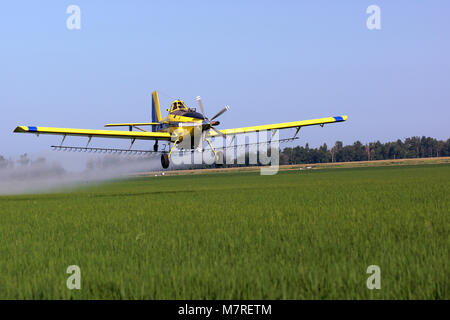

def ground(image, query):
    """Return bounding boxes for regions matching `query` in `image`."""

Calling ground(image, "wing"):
[14,126,172,141]
[104,123,161,127]
[209,115,347,136]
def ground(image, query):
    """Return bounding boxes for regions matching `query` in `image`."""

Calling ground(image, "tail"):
[151,91,162,132]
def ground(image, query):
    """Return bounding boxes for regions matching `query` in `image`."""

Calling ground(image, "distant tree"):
[279,136,449,165]
[18,153,30,166]
[0,155,7,169]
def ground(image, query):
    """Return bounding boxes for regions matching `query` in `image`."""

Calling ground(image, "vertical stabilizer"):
[151,91,162,132]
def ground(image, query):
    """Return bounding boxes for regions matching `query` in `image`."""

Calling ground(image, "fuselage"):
[158,100,213,149]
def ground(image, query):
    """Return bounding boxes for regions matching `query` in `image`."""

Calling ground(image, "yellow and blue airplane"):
[14,91,348,168]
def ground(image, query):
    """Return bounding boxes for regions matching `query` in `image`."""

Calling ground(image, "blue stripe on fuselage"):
[28,126,38,132]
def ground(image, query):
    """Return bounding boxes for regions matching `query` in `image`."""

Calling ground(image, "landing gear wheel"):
[161,153,170,169]
[215,151,224,167]
[153,143,159,152]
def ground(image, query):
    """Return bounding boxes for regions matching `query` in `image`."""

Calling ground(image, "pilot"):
[171,101,187,112]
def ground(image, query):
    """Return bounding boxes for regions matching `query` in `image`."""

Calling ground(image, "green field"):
[0,164,448,299]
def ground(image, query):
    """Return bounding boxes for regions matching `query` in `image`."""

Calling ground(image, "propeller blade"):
[196,96,207,118]
[210,126,226,138]
[210,105,230,121]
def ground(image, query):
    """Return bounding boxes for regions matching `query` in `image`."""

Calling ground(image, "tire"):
[161,153,170,169]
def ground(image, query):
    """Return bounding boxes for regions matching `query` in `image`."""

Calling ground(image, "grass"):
[0,164,448,299]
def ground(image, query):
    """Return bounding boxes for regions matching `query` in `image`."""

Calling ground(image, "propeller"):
[210,126,226,138]
[195,96,229,140]
[211,106,230,121]
[196,96,207,119]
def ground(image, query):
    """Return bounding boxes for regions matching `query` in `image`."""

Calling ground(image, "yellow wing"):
[13,126,172,141]
[209,115,348,136]
[104,123,161,127]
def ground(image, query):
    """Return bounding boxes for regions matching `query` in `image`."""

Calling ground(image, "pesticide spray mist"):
[0,152,163,195]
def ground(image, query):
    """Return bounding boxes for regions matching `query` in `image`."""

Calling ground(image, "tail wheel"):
[161,153,170,169]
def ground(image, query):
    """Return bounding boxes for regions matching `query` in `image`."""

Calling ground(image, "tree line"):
[1,136,448,171]
[0,153,40,169]
[280,136,450,165]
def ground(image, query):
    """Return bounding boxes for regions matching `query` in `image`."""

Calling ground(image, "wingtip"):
[333,116,348,122]
[14,126,28,133]
[14,126,39,133]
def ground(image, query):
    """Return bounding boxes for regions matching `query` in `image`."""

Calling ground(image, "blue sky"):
[1,0,449,157]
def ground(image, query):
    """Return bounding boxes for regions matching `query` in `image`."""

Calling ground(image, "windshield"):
[183,111,205,120]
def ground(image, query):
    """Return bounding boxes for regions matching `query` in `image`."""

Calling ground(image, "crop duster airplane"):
[14,91,348,169]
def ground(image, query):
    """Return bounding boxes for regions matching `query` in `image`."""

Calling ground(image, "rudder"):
[151,91,162,132]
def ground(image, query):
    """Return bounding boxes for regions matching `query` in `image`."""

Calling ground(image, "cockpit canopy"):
[168,99,204,119]
[169,100,188,112]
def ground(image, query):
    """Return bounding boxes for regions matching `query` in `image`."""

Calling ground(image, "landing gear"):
[153,142,158,152]
[161,153,170,169]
